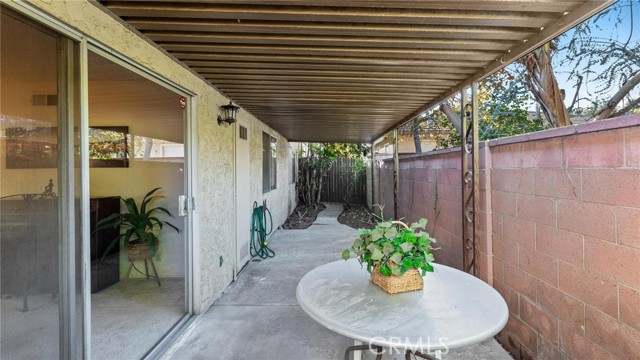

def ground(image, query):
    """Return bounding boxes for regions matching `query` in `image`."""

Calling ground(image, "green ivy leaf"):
[391,264,403,276]
[371,231,383,242]
[370,247,384,261]
[342,249,351,260]
[419,218,428,228]
[382,242,395,255]
[417,235,427,248]
[379,222,392,228]
[399,242,414,253]
[358,228,368,235]
[389,252,403,265]
[423,263,435,273]
[424,252,435,262]
[379,264,392,277]
[384,227,398,239]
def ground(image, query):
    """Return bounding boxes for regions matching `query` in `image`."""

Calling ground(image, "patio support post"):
[393,129,399,219]
[461,90,468,272]
[370,141,375,208]
[461,84,479,275]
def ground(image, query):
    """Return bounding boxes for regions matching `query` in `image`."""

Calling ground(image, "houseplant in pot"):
[95,187,180,262]
[342,218,436,294]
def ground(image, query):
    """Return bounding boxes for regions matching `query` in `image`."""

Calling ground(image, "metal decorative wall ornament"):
[461,85,480,275]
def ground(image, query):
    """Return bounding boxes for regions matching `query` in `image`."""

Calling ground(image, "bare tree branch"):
[568,75,583,112]
[594,71,640,120]
[611,97,640,118]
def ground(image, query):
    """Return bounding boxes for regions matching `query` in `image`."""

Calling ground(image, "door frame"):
[85,45,198,360]
[1,1,199,358]
[234,119,251,276]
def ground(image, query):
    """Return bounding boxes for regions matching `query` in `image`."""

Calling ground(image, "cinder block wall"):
[376,115,640,359]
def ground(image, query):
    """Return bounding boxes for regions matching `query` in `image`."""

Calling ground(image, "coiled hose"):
[250,200,275,259]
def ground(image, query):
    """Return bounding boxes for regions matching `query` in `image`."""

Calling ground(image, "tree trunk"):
[439,102,462,134]
[523,43,572,127]
[412,117,422,153]
[594,72,640,120]
[315,174,323,205]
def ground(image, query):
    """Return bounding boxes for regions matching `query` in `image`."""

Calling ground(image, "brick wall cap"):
[487,114,640,148]
[385,114,639,163]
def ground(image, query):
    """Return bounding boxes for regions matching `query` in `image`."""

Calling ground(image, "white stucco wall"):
[249,121,297,232]
[25,0,296,312]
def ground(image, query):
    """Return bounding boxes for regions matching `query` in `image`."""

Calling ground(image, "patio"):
[163,203,512,360]
[2,1,638,359]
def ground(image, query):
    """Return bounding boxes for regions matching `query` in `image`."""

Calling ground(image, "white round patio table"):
[296,259,508,360]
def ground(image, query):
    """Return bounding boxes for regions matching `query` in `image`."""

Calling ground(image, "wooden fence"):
[320,157,367,204]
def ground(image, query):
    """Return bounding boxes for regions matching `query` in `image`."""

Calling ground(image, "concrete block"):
[563,131,624,168]
[558,262,618,319]
[536,281,585,332]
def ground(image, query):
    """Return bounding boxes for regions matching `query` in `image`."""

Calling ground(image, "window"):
[262,132,277,192]
[289,144,298,184]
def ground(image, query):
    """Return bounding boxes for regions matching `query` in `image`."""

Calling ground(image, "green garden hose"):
[250,200,275,259]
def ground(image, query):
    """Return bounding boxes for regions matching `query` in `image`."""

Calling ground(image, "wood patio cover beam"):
[99,0,614,143]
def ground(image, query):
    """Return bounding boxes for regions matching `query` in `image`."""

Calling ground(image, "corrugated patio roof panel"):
[99,0,614,143]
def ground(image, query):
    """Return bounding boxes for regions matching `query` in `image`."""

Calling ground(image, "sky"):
[550,0,639,111]
[501,0,639,113]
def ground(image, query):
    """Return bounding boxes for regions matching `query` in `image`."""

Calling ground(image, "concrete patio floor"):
[164,203,512,360]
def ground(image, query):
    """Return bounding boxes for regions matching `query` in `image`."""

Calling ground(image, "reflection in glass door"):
[88,51,188,359]
[0,10,83,360]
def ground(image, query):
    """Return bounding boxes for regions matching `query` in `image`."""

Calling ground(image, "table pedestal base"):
[344,341,442,360]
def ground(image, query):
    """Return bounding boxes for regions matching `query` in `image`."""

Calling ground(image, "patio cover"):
[99,0,613,143]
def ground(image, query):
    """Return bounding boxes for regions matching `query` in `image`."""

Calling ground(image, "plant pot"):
[371,265,424,294]
[127,240,158,261]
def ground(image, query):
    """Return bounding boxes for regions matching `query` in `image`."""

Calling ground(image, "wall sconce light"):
[217,101,240,126]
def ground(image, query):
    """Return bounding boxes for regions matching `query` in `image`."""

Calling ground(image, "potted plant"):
[96,187,180,262]
[342,218,436,294]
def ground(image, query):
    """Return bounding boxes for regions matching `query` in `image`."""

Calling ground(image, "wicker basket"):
[371,265,424,294]
[127,239,158,261]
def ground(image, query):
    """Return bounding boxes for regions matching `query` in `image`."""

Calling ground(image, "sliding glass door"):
[87,51,190,360]
[1,7,193,359]
[0,10,83,359]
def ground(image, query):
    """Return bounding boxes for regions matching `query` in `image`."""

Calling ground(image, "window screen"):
[262,132,277,192]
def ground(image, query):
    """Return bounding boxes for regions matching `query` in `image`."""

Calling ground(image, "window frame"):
[262,132,277,193]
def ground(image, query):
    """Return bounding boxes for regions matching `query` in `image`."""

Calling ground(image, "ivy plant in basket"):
[342,218,436,294]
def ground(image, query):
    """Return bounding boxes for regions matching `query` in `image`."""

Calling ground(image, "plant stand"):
[121,258,161,291]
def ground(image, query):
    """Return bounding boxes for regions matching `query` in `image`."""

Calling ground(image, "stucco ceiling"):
[98,0,613,143]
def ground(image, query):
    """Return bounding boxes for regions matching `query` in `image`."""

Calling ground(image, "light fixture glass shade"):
[218,101,240,126]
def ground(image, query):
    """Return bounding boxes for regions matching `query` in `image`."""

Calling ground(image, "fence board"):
[320,157,367,204]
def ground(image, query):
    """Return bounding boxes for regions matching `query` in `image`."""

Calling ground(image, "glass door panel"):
[88,51,187,359]
[1,11,82,360]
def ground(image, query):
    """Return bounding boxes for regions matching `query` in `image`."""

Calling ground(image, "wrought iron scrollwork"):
[461,86,479,275]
